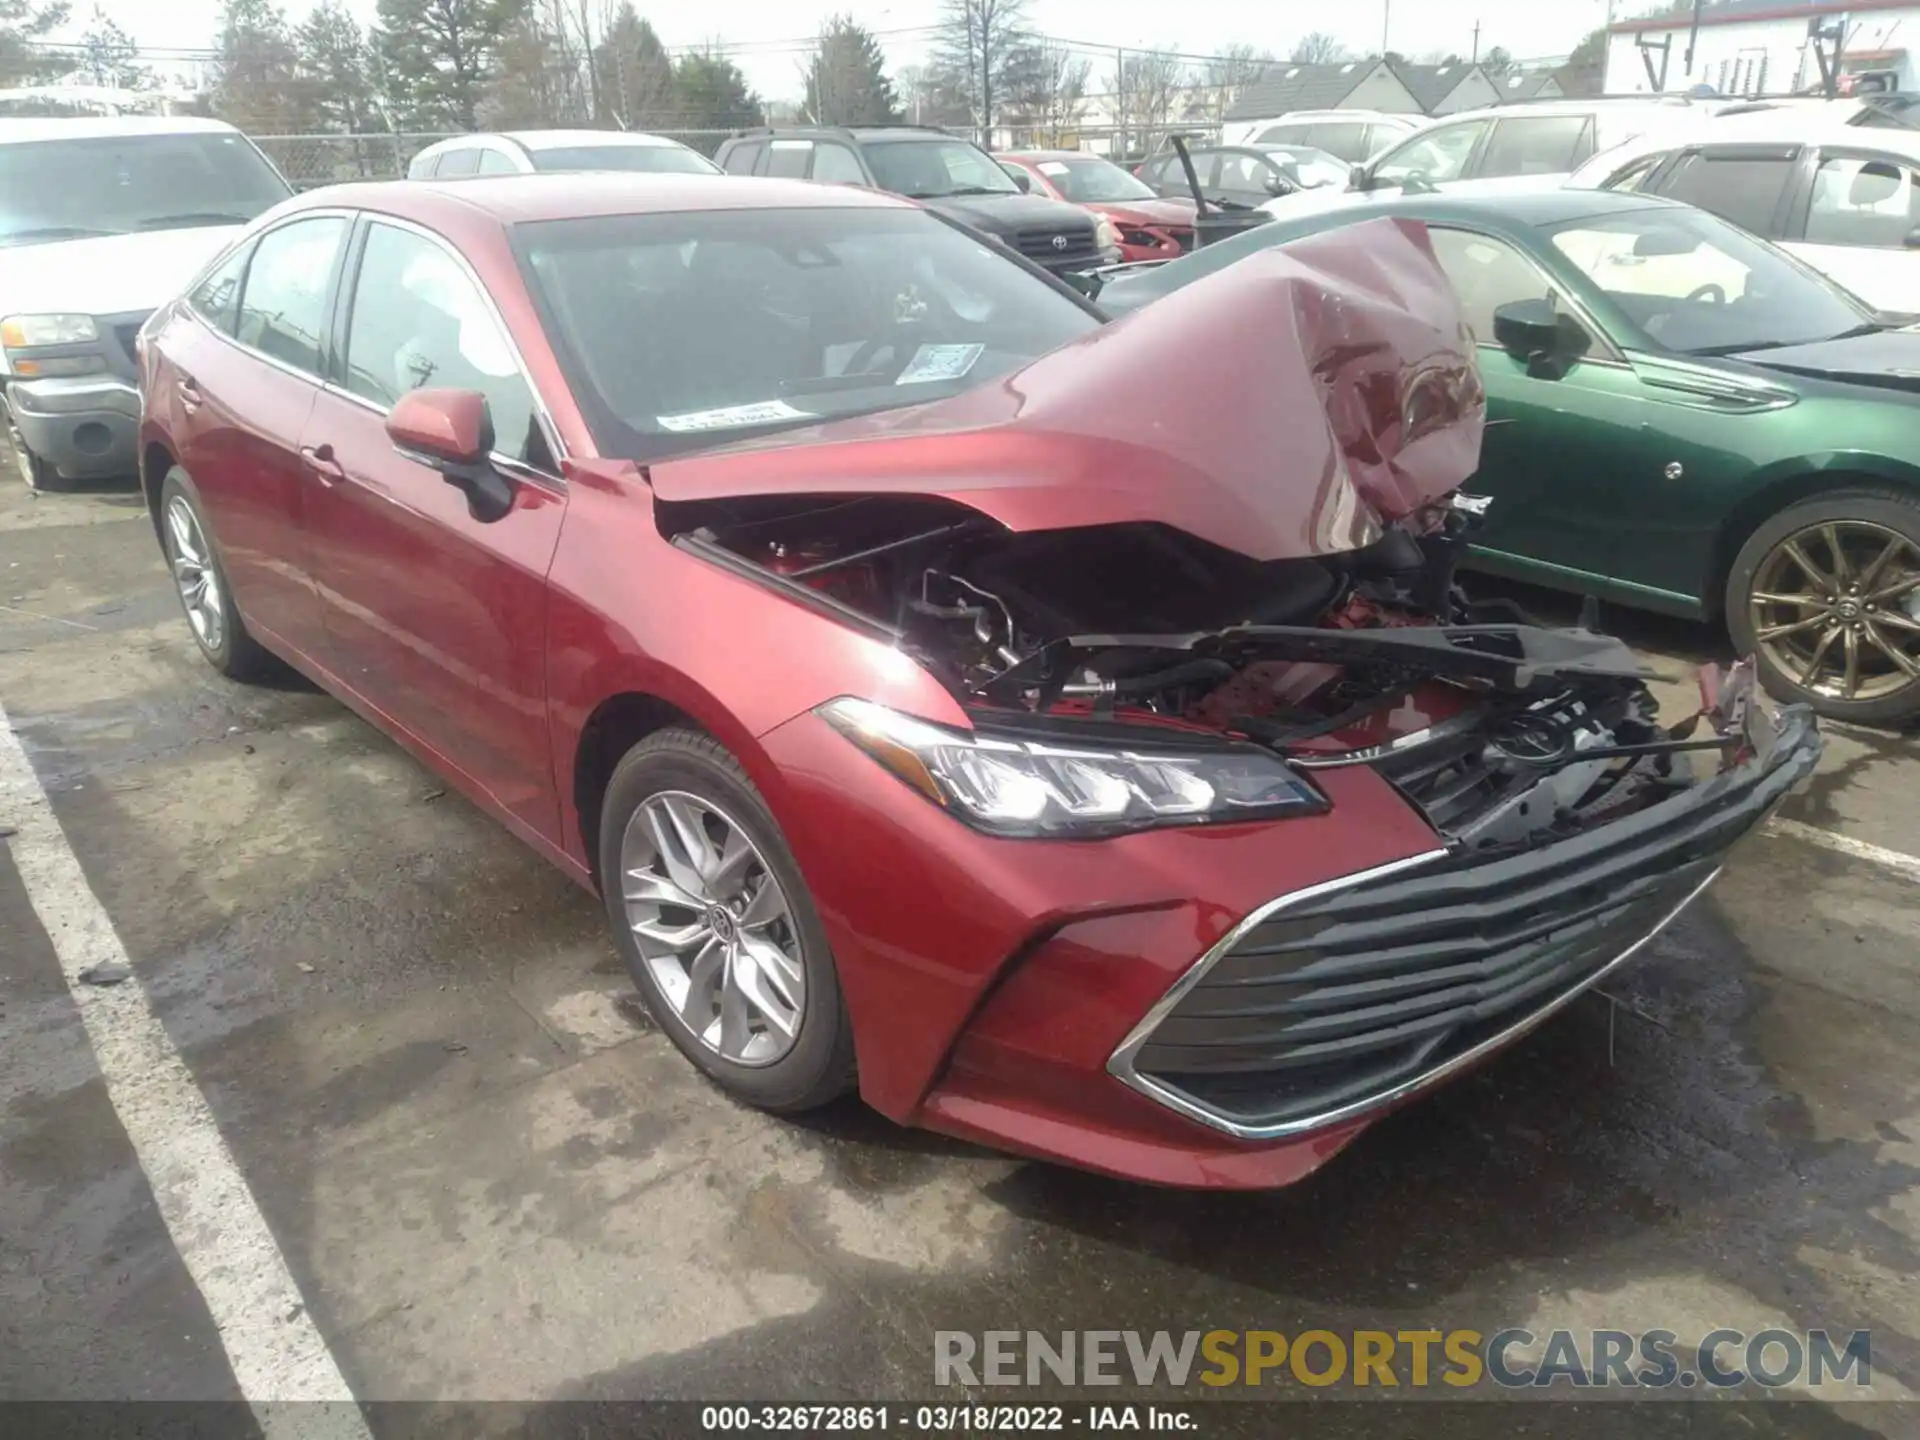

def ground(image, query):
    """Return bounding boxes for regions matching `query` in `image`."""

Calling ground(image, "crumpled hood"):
[0,226,242,318]
[646,216,1485,563]
[1732,328,1920,394]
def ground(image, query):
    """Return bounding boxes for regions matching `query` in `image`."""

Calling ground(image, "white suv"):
[407,129,721,179]
[0,116,292,492]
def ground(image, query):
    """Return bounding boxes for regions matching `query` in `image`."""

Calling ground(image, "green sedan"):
[1095,189,1920,725]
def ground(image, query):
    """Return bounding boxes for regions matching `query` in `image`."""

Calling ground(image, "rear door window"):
[1255,124,1311,146]
[1306,121,1370,162]
[235,216,346,376]
[765,142,812,179]
[813,143,866,184]
[475,148,517,175]
[1477,115,1595,178]
[1372,120,1490,186]
[1652,149,1798,236]
[1805,153,1920,246]
[721,140,764,175]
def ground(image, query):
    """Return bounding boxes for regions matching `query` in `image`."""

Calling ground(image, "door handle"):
[176,375,203,414]
[300,442,346,485]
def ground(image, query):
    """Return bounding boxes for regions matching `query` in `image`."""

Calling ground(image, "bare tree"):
[931,0,1031,146]
[1192,41,1272,124]
[1290,32,1349,65]
[1107,48,1186,157]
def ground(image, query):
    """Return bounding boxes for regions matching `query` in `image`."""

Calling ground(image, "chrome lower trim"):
[1106,852,1722,1142]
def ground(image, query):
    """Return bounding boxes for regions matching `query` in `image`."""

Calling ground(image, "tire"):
[157,467,273,682]
[598,728,856,1112]
[1726,487,1920,726]
[6,412,65,493]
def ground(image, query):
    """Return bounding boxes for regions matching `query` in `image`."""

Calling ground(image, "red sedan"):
[995,150,1197,261]
[135,175,1817,1188]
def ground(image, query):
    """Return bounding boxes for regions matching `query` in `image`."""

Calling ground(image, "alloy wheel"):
[164,495,225,653]
[619,790,806,1066]
[1749,519,1920,704]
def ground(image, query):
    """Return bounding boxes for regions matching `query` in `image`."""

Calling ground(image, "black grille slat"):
[1013,226,1098,263]
[1128,722,1818,1129]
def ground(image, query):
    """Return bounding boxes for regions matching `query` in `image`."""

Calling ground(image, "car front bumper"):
[759,698,1821,1189]
[5,374,141,480]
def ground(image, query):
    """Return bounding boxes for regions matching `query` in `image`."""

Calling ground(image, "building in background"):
[1604,0,1920,98]
[1222,59,1426,134]
[1390,61,1502,114]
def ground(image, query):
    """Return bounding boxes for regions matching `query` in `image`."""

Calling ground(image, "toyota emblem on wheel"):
[1051,234,1070,250]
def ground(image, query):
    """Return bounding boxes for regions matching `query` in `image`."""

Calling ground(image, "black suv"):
[715,126,1116,282]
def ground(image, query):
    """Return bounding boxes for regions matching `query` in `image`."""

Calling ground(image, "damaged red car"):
[136,175,1820,1188]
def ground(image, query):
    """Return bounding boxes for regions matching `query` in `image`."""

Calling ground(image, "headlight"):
[1095,216,1121,250]
[821,698,1326,838]
[1,314,98,348]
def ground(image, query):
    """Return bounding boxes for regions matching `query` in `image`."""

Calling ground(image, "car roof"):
[997,149,1104,161]
[1442,97,1697,123]
[497,129,689,150]
[0,115,242,144]
[1271,185,1686,231]
[291,172,914,226]
[1569,107,1920,184]
[1262,110,1420,124]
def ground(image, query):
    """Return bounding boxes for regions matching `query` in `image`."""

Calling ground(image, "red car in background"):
[996,150,1197,261]
[135,174,1817,1190]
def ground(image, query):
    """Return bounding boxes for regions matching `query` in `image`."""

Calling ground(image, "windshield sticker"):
[896,343,984,385]
[1037,161,1070,176]
[656,399,816,432]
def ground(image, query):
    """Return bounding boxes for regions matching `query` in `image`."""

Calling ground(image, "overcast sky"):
[70,0,1620,102]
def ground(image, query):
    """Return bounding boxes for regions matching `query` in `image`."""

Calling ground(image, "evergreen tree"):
[212,0,309,132]
[487,10,570,127]
[0,0,70,87]
[77,4,148,89]
[671,50,762,132]
[593,2,674,127]
[295,0,377,132]
[374,0,525,131]
[803,16,899,126]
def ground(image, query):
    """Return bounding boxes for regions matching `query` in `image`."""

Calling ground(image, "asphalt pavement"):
[3,469,1919,1437]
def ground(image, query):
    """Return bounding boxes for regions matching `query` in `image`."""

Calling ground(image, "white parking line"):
[1766,817,1920,883]
[0,701,369,1436]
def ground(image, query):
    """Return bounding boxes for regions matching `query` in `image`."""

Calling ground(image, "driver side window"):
[343,222,544,467]
[1428,227,1607,357]
[1373,120,1490,186]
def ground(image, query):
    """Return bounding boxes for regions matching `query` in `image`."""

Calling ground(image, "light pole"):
[1382,0,1391,55]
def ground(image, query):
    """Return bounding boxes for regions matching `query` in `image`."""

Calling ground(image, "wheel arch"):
[139,438,177,541]
[1709,461,1920,620]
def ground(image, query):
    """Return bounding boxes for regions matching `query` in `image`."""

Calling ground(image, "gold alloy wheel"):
[1749,519,1920,703]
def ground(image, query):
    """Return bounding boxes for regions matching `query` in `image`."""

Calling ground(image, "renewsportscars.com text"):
[933,1328,1872,1390]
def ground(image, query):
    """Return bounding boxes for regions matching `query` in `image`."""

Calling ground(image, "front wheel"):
[6,411,63,493]
[1727,488,1920,726]
[598,728,856,1112]
[158,468,273,681]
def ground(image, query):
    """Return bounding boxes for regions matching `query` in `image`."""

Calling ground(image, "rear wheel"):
[1727,488,1920,725]
[158,468,273,681]
[598,728,856,1112]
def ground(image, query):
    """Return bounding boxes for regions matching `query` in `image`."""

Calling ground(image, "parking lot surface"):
[3,472,1919,1435]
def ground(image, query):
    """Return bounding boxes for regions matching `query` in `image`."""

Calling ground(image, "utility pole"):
[1471,21,1481,63]
[1114,45,1126,161]
[1684,0,1704,75]
[1382,0,1391,56]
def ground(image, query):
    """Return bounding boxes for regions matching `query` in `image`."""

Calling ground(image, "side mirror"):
[1492,299,1590,374]
[385,388,516,522]
[1009,169,1032,193]
[1905,226,1920,249]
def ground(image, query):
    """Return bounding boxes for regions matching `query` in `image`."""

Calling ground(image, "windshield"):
[1547,206,1872,355]
[1264,148,1350,189]
[1035,156,1156,203]
[865,140,1020,199]
[517,207,1099,461]
[529,145,720,175]
[0,132,291,246]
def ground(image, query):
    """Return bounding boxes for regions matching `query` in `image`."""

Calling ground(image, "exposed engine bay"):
[663,492,1756,856]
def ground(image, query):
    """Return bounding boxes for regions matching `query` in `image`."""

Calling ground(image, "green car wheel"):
[1727,490,1920,726]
